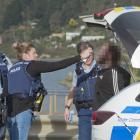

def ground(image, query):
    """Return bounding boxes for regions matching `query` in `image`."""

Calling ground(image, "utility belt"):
[9,91,47,112]
[74,101,93,112]
[11,93,30,99]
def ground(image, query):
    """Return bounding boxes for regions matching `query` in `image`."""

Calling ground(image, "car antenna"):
[113,0,118,8]
[91,0,95,13]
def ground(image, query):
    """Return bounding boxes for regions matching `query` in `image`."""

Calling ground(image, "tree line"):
[0,0,139,39]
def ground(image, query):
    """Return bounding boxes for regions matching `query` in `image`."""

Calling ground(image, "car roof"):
[105,6,140,25]
[81,6,140,28]
[81,6,140,68]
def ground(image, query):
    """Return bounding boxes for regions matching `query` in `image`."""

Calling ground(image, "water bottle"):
[69,110,74,124]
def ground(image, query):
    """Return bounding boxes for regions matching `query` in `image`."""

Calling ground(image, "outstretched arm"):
[27,55,80,76]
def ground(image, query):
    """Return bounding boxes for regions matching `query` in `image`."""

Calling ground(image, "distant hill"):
[0,0,140,58]
[0,0,140,37]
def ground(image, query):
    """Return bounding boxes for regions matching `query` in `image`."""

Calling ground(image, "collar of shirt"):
[82,60,96,73]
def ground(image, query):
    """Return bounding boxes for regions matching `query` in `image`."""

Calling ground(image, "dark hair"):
[76,42,93,54]
[108,45,121,66]
[12,42,34,60]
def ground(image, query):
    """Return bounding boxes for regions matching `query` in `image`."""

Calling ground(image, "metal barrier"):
[40,90,73,115]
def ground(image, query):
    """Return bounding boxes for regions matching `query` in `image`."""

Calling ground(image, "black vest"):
[73,62,99,103]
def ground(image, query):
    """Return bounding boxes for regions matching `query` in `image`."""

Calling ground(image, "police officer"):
[0,52,12,140]
[7,42,80,140]
[64,42,99,140]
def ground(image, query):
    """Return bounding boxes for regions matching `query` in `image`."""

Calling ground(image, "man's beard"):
[98,57,106,64]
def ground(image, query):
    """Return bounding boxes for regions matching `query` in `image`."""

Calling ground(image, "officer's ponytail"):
[12,42,34,60]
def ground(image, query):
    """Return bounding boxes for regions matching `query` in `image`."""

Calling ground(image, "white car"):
[82,6,140,140]
[92,82,140,140]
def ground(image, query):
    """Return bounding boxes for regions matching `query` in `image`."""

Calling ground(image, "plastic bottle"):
[69,109,74,124]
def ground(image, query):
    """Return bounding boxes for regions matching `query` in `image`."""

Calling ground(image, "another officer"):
[7,42,80,140]
[0,52,12,140]
[64,42,99,140]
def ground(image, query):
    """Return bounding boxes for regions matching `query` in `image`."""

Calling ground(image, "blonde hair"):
[12,42,34,60]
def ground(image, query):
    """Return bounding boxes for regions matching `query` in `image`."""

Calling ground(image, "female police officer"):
[7,42,80,140]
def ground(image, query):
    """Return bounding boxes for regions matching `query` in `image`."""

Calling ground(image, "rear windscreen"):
[112,11,140,43]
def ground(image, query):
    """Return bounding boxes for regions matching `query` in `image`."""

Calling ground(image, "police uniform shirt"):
[72,60,97,88]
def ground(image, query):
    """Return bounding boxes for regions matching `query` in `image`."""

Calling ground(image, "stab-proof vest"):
[8,61,44,97]
[73,62,99,103]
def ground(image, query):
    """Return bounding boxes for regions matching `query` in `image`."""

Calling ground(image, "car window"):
[135,93,140,102]
[112,11,140,43]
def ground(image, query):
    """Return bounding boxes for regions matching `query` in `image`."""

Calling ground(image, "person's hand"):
[64,108,70,122]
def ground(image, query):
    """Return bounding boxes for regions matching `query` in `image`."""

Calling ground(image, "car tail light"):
[93,8,113,20]
[92,111,115,125]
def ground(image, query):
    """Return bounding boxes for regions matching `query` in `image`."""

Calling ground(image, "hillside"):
[1,0,140,35]
[0,0,140,58]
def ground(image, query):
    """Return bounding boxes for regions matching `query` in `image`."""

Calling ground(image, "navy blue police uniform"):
[7,61,47,140]
[73,60,99,140]
[7,55,80,140]
[8,61,46,116]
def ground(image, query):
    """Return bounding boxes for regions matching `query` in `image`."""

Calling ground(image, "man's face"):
[80,47,94,66]
[97,45,111,64]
